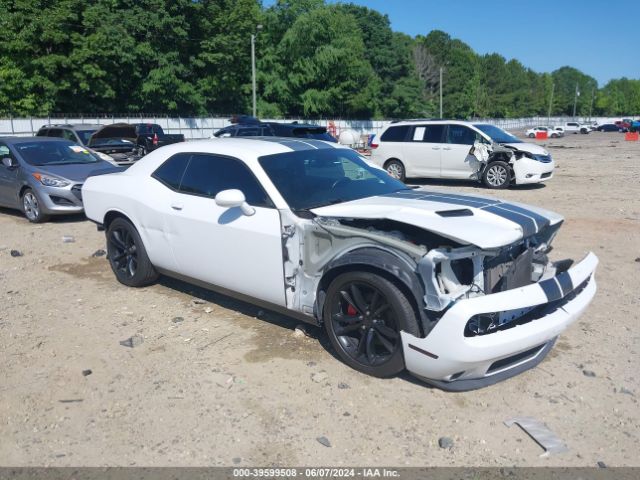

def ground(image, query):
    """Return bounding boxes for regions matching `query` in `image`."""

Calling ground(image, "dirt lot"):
[0,131,638,467]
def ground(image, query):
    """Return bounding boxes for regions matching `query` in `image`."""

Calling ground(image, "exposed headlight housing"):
[94,151,114,162]
[32,172,70,188]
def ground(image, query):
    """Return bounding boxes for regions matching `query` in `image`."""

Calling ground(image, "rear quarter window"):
[152,153,191,190]
[380,125,410,142]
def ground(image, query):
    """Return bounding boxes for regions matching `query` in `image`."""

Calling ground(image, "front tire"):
[528,133,535,138]
[22,189,50,223]
[106,217,158,287]
[384,159,406,182]
[323,271,420,378]
[482,161,512,189]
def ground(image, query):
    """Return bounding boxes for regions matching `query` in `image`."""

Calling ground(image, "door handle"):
[431,147,441,150]
[442,147,452,150]
[171,203,183,211]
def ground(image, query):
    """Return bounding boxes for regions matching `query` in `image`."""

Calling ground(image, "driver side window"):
[179,154,273,208]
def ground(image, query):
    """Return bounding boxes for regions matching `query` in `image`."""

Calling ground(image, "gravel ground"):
[0,131,638,467]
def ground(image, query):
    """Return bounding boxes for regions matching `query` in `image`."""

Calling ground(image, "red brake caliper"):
[347,304,357,316]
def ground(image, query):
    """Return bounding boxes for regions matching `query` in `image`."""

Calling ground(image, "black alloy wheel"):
[324,272,419,377]
[106,217,158,287]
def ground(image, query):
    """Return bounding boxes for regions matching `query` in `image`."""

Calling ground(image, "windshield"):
[76,130,97,145]
[473,124,522,144]
[259,148,409,211]
[16,141,100,166]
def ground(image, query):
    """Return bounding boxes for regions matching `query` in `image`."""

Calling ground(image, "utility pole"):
[572,82,580,119]
[589,88,595,121]
[547,83,555,125]
[439,67,443,119]
[251,24,263,118]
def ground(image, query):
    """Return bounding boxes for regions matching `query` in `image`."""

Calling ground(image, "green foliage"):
[0,0,637,117]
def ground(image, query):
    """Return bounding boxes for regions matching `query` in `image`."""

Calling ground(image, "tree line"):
[1,0,638,119]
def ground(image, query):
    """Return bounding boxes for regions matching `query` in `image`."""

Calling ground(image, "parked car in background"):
[36,124,117,165]
[630,120,640,133]
[87,123,184,165]
[213,116,337,142]
[525,126,562,138]
[134,123,185,155]
[82,137,598,390]
[0,137,116,222]
[596,123,624,132]
[370,120,554,188]
[615,119,632,130]
[561,122,590,134]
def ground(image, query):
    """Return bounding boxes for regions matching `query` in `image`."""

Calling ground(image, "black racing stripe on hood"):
[420,191,501,206]
[483,205,537,237]
[382,190,551,237]
[492,202,550,231]
[384,191,500,208]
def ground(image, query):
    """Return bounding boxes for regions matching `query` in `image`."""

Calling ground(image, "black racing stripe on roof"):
[297,139,334,149]
[483,205,537,237]
[242,136,318,151]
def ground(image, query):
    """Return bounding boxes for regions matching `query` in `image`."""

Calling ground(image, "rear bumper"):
[401,252,598,390]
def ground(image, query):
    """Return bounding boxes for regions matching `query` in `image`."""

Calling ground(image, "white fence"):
[0,115,633,139]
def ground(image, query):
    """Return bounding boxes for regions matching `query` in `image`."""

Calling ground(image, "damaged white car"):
[82,138,597,390]
[371,120,554,188]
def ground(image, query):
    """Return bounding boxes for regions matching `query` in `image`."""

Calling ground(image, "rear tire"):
[22,188,50,223]
[384,159,406,182]
[482,161,511,189]
[106,217,158,287]
[323,271,420,378]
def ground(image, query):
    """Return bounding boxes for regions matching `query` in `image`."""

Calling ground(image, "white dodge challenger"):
[82,138,598,390]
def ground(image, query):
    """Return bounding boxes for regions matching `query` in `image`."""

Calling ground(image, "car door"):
[401,124,445,177]
[166,153,286,306]
[0,142,19,207]
[441,124,482,178]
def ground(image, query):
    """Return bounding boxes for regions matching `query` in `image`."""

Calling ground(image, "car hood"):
[310,189,563,249]
[88,123,137,145]
[35,161,116,183]
[502,142,549,156]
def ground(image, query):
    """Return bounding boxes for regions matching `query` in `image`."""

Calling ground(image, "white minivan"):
[370,120,555,188]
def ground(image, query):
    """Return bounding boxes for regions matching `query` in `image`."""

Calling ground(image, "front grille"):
[484,246,533,294]
[71,184,83,201]
[541,172,552,178]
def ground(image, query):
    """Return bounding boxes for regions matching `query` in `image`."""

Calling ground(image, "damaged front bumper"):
[401,252,598,391]
[512,157,555,184]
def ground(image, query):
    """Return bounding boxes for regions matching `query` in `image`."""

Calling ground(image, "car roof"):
[385,119,475,127]
[39,124,102,131]
[0,136,75,145]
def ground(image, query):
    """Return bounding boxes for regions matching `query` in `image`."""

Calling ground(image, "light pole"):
[251,24,263,118]
[439,67,443,119]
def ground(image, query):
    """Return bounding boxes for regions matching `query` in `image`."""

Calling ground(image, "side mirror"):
[214,189,255,216]
[1,157,17,168]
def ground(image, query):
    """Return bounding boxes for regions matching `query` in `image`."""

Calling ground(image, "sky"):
[267,0,638,86]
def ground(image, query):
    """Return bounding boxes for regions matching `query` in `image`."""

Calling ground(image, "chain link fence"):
[0,115,631,139]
